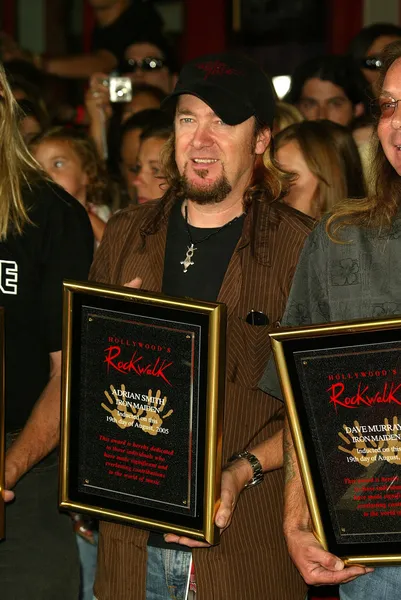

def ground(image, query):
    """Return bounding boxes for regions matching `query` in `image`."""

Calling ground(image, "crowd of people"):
[2,0,401,599]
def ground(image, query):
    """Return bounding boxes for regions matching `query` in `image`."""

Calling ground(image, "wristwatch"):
[229,450,264,488]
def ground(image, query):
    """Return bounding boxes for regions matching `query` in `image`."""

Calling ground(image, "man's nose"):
[191,125,214,148]
[132,70,145,81]
[317,104,328,119]
[133,168,144,185]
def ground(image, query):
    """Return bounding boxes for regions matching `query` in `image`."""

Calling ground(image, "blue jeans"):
[146,546,192,600]
[77,530,99,600]
[340,568,401,599]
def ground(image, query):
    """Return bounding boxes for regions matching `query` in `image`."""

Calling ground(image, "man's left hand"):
[164,459,251,548]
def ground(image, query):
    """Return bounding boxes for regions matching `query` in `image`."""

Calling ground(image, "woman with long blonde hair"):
[0,63,93,599]
[274,119,365,219]
[260,40,401,600]
[0,64,42,237]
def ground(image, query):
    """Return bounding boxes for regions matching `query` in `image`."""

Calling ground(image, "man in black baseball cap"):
[91,52,312,600]
[162,52,276,126]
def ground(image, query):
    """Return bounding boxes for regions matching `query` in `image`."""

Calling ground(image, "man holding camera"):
[90,52,313,600]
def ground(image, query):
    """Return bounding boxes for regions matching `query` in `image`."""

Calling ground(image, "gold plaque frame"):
[60,281,225,544]
[270,317,401,566]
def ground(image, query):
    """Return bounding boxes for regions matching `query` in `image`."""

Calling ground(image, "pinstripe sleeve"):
[258,221,330,399]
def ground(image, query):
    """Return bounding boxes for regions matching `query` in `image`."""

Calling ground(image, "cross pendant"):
[180,243,196,273]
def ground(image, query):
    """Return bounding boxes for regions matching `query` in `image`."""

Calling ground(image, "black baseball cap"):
[162,53,276,127]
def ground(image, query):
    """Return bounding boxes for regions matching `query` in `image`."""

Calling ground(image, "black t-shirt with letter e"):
[4,179,93,432]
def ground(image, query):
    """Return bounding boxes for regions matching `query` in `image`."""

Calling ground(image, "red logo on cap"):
[196,61,243,80]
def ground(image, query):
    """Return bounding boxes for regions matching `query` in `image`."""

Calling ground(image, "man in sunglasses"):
[260,39,401,600]
[348,23,401,90]
[86,34,175,159]
[87,34,175,119]
[120,35,176,93]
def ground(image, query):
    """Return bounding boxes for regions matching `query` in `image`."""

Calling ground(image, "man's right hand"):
[124,278,143,289]
[85,73,113,123]
[286,528,373,586]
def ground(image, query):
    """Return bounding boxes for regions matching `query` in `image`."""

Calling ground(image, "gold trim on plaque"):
[59,281,225,544]
[203,304,225,544]
[270,317,401,566]
[270,337,327,550]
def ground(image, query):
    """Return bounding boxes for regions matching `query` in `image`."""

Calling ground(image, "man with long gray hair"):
[260,39,401,600]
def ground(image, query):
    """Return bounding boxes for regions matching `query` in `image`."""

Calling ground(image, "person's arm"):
[0,30,116,79]
[88,211,107,243]
[85,73,112,159]
[215,430,283,529]
[165,429,283,548]
[4,350,61,500]
[283,418,372,584]
[40,49,117,79]
[258,222,372,583]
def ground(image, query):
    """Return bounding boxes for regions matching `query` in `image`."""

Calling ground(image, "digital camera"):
[109,76,132,103]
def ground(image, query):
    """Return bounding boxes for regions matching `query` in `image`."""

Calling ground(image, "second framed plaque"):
[60,281,226,544]
[270,318,401,566]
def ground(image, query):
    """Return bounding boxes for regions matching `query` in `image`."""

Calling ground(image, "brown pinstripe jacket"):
[90,193,313,600]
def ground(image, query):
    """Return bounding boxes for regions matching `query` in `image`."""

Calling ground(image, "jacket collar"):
[139,190,277,261]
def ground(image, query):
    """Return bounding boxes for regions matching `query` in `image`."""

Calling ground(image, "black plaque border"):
[60,281,226,545]
[270,318,401,566]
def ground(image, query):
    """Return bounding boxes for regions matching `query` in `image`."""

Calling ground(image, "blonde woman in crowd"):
[273,119,366,219]
[272,101,304,135]
[132,121,173,204]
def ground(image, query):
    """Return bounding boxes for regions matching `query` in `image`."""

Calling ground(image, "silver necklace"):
[180,205,243,273]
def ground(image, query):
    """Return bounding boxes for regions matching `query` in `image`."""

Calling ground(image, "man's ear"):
[255,127,271,155]
[354,102,365,119]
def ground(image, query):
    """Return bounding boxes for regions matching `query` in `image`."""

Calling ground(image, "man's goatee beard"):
[179,173,232,205]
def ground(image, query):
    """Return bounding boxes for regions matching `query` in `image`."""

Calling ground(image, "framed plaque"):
[270,317,401,565]
[59,281,225,544]
[0,308,4,540]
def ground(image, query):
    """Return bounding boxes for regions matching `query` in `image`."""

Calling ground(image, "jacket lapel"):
[217,249,242,316]
[139,195,174,291]
[145,227,167,291]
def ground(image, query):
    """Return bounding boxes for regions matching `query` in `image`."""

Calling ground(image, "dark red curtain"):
[182,0,227,62]
[83,0,95,53]
[327,0,364,54]
[2,0,16,37]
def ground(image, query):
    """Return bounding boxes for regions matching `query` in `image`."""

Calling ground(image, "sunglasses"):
[120,57,166,74]
[362,56,383,70]
[371,97,401,119]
